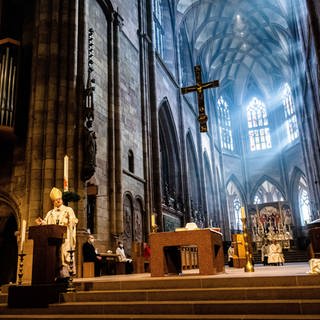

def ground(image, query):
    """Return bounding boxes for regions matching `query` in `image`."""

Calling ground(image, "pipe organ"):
[0,38,20,132]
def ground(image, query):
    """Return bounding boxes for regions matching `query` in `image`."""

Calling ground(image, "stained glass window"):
[283,83,299,143]
[153,0,164,58]
[247,97,272,151]
[298,177,311,225]
[217,96,234,151]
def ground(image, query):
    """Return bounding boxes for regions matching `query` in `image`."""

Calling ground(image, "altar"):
[149,229,224,277]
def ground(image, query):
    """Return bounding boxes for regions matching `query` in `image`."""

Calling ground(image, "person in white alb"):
[36,187,78,279]
[116,241,133,274]
[268,240,284,266]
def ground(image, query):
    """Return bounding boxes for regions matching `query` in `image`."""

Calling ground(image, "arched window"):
[227,182,243,232]
[217,96,233,151]
[298,177,311,225]
[153,0,164,58]
[247,97,272,151]
[233,196,242,231]
[128,149,134,173]
[253,180,284,204]
[153,0,176,75]
[282,83,299,143]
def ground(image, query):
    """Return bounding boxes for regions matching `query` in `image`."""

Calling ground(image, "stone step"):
[1,265,318,319]
[74,274,320,292]
[60,285,320,303]
[252,250,309,264]
[1,299,320,316]
[0,314,320,319]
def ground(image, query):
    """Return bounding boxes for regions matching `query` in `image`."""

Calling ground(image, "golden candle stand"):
[151,224,158,233]
[66,248,76,292]
[17,252,26,285]
[241,216,254,272]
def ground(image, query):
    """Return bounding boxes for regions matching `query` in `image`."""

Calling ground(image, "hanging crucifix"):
[181,65,219,132]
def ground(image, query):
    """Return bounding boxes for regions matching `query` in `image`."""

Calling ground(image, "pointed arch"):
[226,175,246,232]
[158,98,183,202]
[0,192,19,285]
[186,131,202,225]
[290,167,311,226]
[250,176,285,204]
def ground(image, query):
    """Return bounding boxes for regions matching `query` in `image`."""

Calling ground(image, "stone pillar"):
[113,12,124,236]
[25,0,79,220]
[145,0,163,230]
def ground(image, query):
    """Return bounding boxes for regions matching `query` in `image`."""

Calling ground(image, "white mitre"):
[50,187,62,201]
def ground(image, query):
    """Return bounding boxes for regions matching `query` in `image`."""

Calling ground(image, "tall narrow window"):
[128,149,134,173]
[153,0,164,59]
[283,83,299,143]
[227,182,242,232]
[233,196,242,231]
[247,97,272,151]
[217,96,233,151]
[298,177,311,225]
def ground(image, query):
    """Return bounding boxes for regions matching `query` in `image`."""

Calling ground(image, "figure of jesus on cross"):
[181,65,219,132]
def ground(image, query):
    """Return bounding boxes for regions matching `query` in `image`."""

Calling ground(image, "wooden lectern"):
[28,225,67,285]
[232,234,246,268]
[308,220,320,258]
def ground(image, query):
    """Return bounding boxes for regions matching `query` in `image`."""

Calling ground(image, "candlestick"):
[17,253,26,285]
[64,155,69,191]
[241,215,254,273]
[69,226,74,249]
[20,219,26,253]
[66,249,76,292]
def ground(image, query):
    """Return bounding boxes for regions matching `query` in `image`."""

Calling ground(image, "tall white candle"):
[64,155,68,191]
[69,227,73,249]
[241,207,246,219]
[20,219,26,252]
[151,214,156,226]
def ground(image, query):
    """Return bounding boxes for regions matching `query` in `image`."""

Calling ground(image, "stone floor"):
[0,262,319,319]
[74,261,312,283]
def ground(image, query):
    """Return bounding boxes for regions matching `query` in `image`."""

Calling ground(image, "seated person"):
[116,241,133,274]
[82,235,102,277]
[143,242,151,272]
[227,243,234,267]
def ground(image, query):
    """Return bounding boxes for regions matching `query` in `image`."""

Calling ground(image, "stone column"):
[113,12,124,235]
[25,0,79,220]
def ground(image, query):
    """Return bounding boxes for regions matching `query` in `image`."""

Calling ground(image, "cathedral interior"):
[0,0,320,285]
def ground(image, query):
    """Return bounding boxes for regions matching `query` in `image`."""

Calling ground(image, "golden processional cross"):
[181,65,219,132]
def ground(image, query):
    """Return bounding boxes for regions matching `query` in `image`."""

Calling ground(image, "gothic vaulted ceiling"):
[177,0,300,107]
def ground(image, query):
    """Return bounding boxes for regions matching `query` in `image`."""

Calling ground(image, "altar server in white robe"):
[268,240,284,266]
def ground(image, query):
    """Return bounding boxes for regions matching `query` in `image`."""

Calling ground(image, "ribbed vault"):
[177,0,298,106]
